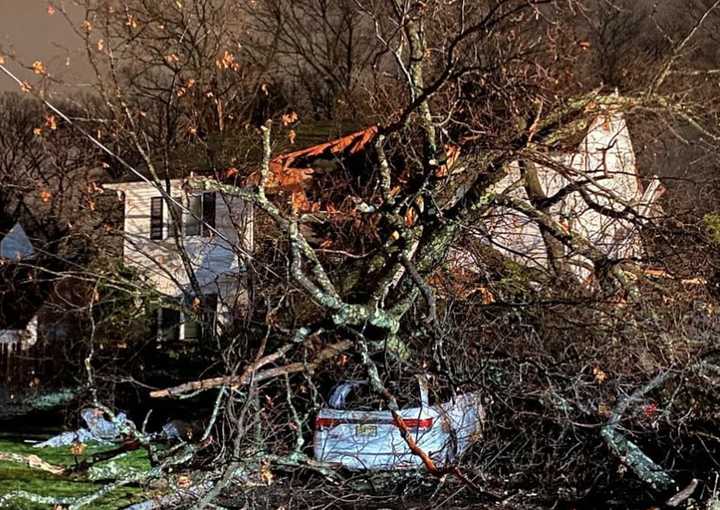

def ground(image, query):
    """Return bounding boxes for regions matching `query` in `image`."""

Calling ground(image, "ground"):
[0,438,149,509]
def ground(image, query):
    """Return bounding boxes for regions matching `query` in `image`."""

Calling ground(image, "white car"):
[313,378,484,470]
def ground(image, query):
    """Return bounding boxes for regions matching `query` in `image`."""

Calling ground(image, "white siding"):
[105,179,253,299]
[0,315,38,349]
[458,112,661,281]
[0,223,34,260]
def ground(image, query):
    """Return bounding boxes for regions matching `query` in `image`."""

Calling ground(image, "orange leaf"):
[32,61,46,75]
[404,207,416,226]
[281,111,298,126]
[291,191,310,213]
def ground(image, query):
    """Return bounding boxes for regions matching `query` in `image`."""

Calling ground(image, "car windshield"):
[329,379,425,410]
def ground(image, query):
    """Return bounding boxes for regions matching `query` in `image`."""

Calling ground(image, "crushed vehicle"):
[313,378,484,470]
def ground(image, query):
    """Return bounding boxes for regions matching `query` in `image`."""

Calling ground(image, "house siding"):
[106,179,252,298]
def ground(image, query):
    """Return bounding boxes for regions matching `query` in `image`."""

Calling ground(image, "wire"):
[0,62,251,260]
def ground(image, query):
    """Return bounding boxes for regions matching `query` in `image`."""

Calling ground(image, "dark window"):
[202,293,218,339]
[201,192,216,236]
[185,192,215,237]
[185,195,202,237]
[157,307,180,342]
[169,196,183,238]
[150,197,163,240]
[182,293,218,341]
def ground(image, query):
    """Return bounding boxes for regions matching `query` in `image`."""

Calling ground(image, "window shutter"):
[150,197,163,240]
[202,192,216,237]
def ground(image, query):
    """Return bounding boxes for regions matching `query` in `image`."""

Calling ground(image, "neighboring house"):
[104,178,253,342]
[0,222,35,261]
[0,223,38,351]
[477,110,664,281]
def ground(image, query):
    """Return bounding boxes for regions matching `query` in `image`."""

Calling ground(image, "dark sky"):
[0,1,88,93]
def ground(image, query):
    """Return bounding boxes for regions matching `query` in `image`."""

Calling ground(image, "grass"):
[0,438,151,510]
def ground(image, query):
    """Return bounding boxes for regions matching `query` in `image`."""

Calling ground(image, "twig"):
[0,451,65,475]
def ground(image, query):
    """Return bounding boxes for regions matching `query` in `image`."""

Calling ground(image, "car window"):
[328,379,427,410]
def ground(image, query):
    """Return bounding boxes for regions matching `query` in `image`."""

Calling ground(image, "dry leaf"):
[20,81,32,93]
[82,19,93,32]
[259,461,274,485]
[32,61,46,75]
[216,50,235,70]
[40,190,52,203]
[96,39,104,51]
[126,15,138,28]
[48,4,56,15]
[33,127,43,136]
[0,55,4,65]
[404,206,416,226]
[70,442,87,456]
[477,286,495,305]
[288,129,296,144]
[290,191,309,213]
[177,474,192,489]
[281,111,298,126]
[46,115,57,130]
[592,367,607,384]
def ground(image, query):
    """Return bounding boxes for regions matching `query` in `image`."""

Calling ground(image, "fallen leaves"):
[259,460,274,485]
[216,50,236,70]
[70,442,87,456]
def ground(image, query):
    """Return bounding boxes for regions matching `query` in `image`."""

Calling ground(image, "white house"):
[459,111,663,281]
[0,222,35,261]
[104,178,253,341]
